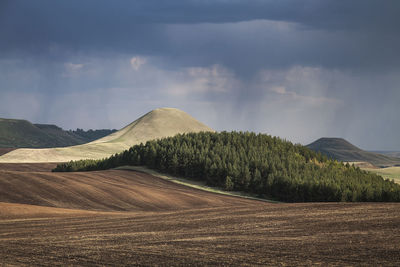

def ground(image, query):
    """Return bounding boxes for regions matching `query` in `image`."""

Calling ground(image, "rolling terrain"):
[1,109,399,265]
[0,163,248,211]
[0,163,399,265]
[0,108,213,163]
[307,137,400,167]
[0,118,115,148]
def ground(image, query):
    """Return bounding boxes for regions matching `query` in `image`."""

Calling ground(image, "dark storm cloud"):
[1,0,398,75]
[2,0,398,30]
[1,0,399,51]
[0,0,400,150]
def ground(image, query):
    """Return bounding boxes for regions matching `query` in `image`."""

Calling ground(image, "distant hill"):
[307,138,400,167]
[0,108,214,163]
[0,118,116,148]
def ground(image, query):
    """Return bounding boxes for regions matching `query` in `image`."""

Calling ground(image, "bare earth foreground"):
[0,164,399,266]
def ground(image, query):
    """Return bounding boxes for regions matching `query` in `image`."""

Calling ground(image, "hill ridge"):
[0,117,116,149]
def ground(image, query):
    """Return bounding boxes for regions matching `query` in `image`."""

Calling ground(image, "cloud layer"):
[0,0,399,150]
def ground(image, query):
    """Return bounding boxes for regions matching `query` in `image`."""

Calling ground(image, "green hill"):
[0,118,116,148]
[307,138,400,167]
[53,131,400,202]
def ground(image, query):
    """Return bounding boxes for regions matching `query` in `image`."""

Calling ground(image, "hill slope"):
[0,108,214,163]
[0,164,251,211]
[0,119,79,148]
[55,131,400,202]
[0,118,115,148]
[307,138,400,167]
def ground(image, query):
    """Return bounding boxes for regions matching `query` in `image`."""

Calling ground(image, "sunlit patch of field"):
[362,166,400,184]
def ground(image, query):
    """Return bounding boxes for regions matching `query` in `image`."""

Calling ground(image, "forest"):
[53,131,400,202]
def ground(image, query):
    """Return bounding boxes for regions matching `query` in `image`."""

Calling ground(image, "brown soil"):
[0,162,57,172]
[0,164,399,266]
[0,166,253,212]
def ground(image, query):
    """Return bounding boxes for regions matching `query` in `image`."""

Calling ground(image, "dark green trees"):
[53,131,400,202]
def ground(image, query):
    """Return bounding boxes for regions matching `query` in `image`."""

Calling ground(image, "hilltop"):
[0,108,213,163]
[0,118,115,148]
[307,138,400,167]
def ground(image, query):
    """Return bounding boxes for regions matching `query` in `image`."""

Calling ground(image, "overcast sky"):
[1,0,399,150]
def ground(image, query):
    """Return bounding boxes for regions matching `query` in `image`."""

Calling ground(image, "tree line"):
[53,131,400,202]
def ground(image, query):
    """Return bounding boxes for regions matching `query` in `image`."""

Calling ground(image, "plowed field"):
[0,164,399,266]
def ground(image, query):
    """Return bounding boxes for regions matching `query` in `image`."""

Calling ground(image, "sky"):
[1,0,399,150]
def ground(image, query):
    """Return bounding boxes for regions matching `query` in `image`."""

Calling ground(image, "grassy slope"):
[362,166,400,184]
[34,124,87,146]
[307,137,400,167]
[0,118,83,148]
[116,166,278,203]
[0,108,214,163]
